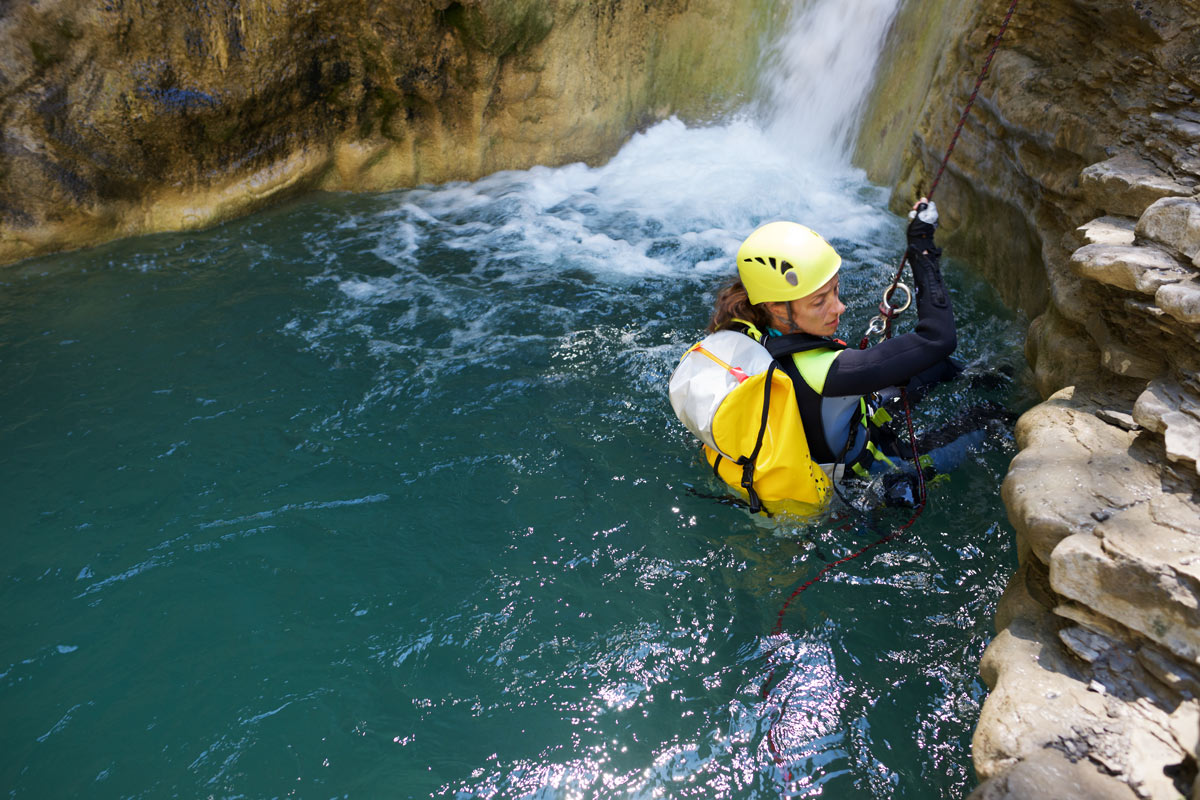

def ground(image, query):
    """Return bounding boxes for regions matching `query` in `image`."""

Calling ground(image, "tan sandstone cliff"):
[858,1,1200,797]
[6,0,1200,795]
[0,0,775,266]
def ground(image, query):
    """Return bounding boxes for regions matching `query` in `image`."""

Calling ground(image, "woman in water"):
[706,200,993,503]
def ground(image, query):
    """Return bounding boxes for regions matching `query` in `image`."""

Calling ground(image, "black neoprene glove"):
[906,199,940,257]
[906,199,948,309]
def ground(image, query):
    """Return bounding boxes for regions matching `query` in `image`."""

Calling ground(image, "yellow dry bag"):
[669,330,831,516]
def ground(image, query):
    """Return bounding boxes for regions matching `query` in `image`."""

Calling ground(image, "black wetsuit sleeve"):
[821,245,957,397]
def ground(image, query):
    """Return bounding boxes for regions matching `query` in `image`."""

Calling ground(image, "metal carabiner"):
[862,281,914,347]
[881,281,912,317]
[863,315,887,339]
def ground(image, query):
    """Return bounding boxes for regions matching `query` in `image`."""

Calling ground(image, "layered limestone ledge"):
[973,556,1195,800]
[983,161,1200,800]
[985,382,1200,800]
[857,0,1200,796]
[1080,154,1193,220]
[1070,243,1192,296]
[977,165,1200,800]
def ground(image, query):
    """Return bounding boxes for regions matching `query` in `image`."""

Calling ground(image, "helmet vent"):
[748,256,794,273]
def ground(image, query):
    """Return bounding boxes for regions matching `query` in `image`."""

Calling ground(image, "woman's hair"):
[707,276,775,334]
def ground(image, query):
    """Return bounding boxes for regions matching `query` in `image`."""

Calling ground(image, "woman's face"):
[766,274,846,337]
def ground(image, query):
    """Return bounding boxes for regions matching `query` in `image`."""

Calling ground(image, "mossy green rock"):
[444,0,555,57]
[0,0,775,266]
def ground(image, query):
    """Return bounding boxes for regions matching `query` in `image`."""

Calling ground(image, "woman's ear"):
[762,301,786,330]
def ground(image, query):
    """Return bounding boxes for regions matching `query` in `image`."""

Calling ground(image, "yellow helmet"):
[736,221,842,305]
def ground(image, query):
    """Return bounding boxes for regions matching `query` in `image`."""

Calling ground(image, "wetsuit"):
[771,213,958,475]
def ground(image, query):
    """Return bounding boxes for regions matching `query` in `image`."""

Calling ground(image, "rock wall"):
[0,0,776,266]
[7,0,1199,793]
[859,1,1200,797]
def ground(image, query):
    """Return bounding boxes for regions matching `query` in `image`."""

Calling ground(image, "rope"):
[761,0,1020,776]
[761,393,926,774]
[883,0,1021,328]
[927,0,1021,199]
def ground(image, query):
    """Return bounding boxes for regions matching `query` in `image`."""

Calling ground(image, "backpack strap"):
[766,331,868,473]
[733,361,778,514]
[763,332,847,358]
[728,318,765,343]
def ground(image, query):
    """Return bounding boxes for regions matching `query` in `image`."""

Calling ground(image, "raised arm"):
[822,201,956,396]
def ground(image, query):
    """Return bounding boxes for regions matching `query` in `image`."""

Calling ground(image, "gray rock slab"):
[1096,408,1140,431]
[974,559,1196,799]
[1051,494,1200,665]
[1157,279,1200,325]
[1003,386,1163,565]
[967,749,1139,800]
[1134,378,1200,474]
[1083,313,1165,379]
[1070,242,1191,294]
[1077,215,1137,247]
[1080,154,1192,219]
[1137,196,1200,268]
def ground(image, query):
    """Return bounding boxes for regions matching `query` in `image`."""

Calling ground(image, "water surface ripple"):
[1,118,1028,798]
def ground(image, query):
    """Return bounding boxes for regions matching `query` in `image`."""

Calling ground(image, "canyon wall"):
[6,0,1200,794]
[858,1,1200,797]
[0,0,775,266]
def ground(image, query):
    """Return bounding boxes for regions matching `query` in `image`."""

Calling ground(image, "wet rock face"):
[862,0,1200,318]
[0,0,771,265]
[858,0,1200,797]
[986,385,1200,800]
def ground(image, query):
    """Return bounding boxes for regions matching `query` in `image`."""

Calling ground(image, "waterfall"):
[332,0,911,304]
[760,0,902,166]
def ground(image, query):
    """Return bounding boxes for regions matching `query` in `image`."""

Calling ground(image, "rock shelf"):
[860,0,1200,796]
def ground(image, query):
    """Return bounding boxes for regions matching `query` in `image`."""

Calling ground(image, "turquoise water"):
[2,119,1028,798]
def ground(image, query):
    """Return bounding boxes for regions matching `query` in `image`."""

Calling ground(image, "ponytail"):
[707,277,775,334]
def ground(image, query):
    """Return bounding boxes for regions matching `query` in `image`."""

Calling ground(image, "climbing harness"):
[761,0,1021,776]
